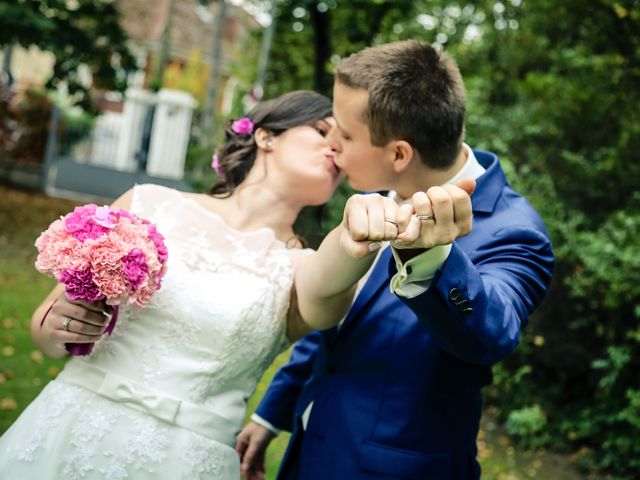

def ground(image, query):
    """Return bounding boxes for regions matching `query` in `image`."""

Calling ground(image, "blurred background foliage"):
[257,0,640,476]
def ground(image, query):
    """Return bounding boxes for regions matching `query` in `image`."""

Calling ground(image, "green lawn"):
[0,184,587,479]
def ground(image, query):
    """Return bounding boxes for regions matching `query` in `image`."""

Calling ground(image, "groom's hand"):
[393,178,476,252]
[236,421,276,480]
[340,193,414,258]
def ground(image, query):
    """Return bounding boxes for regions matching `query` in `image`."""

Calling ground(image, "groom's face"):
[328,81,396,192]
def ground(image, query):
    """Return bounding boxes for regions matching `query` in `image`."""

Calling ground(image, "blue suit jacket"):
[256,151,554,479]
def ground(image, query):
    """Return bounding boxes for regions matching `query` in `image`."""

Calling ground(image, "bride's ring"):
[384,218,397,227]
[62,317,72,332]
[417,214,434,222]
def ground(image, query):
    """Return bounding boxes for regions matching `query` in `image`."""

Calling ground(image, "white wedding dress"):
[0,184,307,479]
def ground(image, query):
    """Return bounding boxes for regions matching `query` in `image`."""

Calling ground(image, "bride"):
[0,90,414,479]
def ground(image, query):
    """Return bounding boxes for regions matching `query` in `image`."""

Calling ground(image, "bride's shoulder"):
[133,183,182,197]
[286,245,315,266]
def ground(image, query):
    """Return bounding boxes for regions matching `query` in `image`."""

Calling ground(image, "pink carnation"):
[92,264,128,300]
[146,224,168,264]
[59,268,103,303]
[122,249,148,290]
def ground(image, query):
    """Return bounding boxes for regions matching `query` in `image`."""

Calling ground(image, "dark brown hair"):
[336,40,466,169]
[210,90,332,196]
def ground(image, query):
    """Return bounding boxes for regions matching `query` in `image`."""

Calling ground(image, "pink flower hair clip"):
[231,117,254,136]
[211,153,224,177]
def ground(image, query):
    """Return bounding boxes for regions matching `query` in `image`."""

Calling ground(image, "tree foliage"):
[255,0,640,476]
[0,0,135,108]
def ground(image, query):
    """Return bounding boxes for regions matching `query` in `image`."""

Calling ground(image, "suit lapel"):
[336,247,393,336]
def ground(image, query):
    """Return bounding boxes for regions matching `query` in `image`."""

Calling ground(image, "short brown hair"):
[336,40,466,169]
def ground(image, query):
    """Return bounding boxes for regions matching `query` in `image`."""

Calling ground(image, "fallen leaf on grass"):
[30,350,43,363]
[0,398,17,410]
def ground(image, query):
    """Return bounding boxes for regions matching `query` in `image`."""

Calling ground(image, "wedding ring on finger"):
[417,214,435,222]
[62,317,72,332]
[384,218,398,227]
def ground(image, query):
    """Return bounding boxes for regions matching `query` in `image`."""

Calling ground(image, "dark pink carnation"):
[147,224,168,264]
[64,204,110,242]
[59,268,104,303]
[122,248,148,290]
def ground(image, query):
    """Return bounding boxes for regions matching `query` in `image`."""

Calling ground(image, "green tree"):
[0,0,135,108]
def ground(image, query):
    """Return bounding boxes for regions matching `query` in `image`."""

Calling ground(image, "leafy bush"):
[506,404,550,449]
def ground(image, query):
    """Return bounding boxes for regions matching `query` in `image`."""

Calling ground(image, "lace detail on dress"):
[181,432,233,477]
[62,406,120,478]
[4,381,81,462]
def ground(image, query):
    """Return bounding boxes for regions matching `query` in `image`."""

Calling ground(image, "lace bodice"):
[74,184,305,425]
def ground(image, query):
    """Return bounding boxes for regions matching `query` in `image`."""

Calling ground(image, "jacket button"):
[458,299,470,310]
[449,288,461,302]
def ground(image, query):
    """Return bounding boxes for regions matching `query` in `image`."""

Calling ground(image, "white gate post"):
[146,89,197,180]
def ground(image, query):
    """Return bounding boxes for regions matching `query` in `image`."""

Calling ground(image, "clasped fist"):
[340,178,476,256]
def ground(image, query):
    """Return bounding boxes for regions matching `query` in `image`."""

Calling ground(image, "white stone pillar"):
[146,89,197,180]
[114,88,157,172]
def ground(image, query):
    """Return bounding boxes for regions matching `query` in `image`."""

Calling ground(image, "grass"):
[0,184,589,479]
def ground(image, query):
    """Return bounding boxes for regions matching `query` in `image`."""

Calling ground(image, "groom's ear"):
[391,140,415,173]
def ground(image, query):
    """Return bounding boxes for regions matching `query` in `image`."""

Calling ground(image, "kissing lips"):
[326,154,340,177]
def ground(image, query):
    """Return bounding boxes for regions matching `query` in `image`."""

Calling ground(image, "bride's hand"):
[40,293,112,352]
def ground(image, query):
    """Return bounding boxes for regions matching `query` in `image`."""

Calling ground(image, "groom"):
[237,40,554,479]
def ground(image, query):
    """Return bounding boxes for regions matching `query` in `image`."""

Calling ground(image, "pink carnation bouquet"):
[35,204,168,356]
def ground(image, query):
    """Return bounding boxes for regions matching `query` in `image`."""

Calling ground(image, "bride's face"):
[270,117,344,206]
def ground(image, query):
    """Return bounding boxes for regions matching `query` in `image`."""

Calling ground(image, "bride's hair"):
[210,90,332,196]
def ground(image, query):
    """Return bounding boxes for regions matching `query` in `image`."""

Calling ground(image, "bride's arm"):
[30,189,134,358]
[287,194,414,341]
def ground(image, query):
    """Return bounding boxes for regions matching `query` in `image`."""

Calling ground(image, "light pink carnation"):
[90,235,127,268]
[92,264,128,300]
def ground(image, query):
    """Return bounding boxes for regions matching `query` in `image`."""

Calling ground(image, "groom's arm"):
[390,221,554,365]
[254,330,322,431]
[237,332,321,479]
